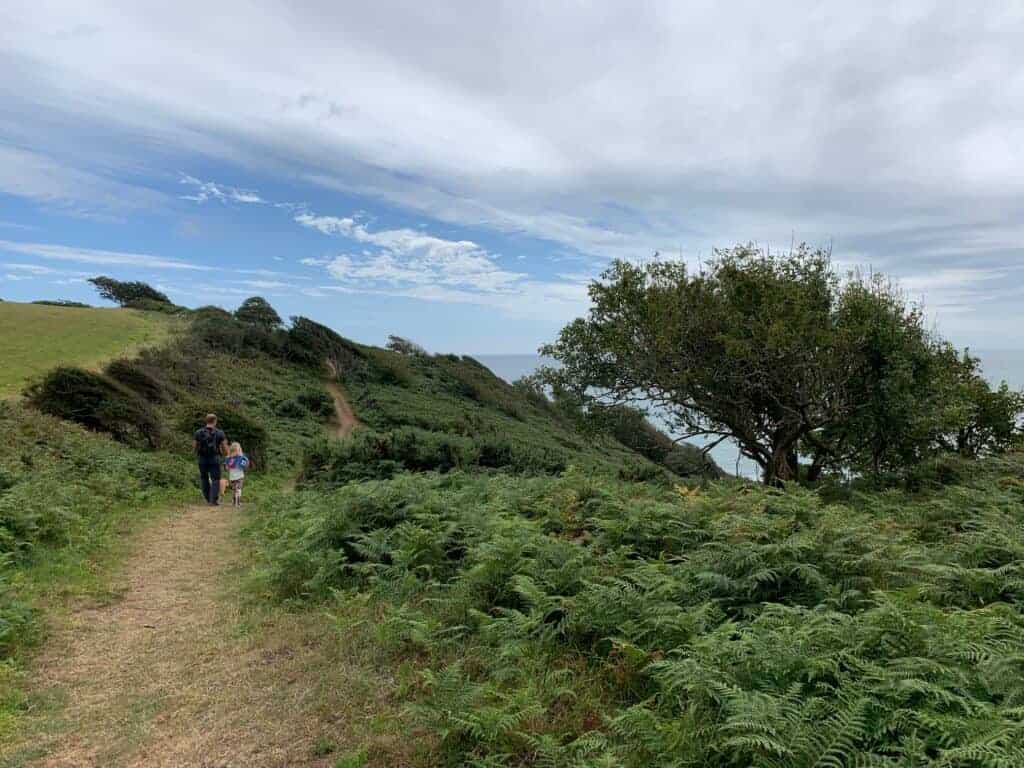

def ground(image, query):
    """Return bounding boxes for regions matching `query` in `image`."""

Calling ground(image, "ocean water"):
[476,350,1024,479]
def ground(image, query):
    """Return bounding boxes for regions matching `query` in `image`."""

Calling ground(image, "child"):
[224,442,251,507]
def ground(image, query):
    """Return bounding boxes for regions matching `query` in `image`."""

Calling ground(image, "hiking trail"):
[324,362,360,438]
[6,503,378,768]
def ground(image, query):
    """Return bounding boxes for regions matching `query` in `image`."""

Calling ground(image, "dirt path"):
[6,504,371,768]
[323,366,360,438]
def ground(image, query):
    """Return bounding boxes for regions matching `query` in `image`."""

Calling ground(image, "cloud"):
[296,212,526,293]
[5,3,1024,342]
[179,174,266,205]
[296,207,591,318]
[0,240,210,270]
[0,146,164,216]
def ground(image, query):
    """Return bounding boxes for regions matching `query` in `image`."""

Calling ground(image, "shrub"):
[31,300,91,308]
[235,296,282,329]
[123,297,185,314]
[25,367,163,449]
[301,428,569,486]
[105,358,175,403]
[285,316,369,378]
[295,389,334,418]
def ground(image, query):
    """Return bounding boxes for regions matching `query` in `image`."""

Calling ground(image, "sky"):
[2,1,1024,353]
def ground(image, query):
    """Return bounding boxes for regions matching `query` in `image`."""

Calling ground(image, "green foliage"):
[275,389,333,420]
[88,276,171,307]
[235,296,283,330]
[301,428,568,485]
[104,358,176,404]
[248,452,1024,765]
[25,366,164,449]
[285,316,368,377]
[385,335,427,356]
[31,300,91,308]
[542,246,1022,484]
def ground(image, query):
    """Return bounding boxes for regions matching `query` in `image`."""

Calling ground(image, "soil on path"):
[325,379,360,439]
[323,361,360,439]
[8,503,368,768]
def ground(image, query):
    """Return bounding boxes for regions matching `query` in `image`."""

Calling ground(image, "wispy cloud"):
[179,174,265,205]
[0,240,211,271]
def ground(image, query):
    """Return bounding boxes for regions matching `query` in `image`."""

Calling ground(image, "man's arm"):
[192,439,198,454]
[219,438,229,457]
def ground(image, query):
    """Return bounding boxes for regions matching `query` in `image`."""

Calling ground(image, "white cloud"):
[179,174,265,205]
[0,240,210,270]
[297,211,526,293]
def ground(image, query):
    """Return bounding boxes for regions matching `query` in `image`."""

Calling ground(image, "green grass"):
[0,303,177,397]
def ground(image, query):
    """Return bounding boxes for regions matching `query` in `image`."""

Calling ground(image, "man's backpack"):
[196,427,220,458]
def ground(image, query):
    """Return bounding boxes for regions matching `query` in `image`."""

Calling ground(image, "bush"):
[31,300,91,308]
[123,297,185,314]
[285,316,369,378]
[178,406,268,469]
[25,367,163,449]
[296,389,334,418]
[191,313,285,358]
[235,296,282,329]
[275,389,333,420]
[105,358,175,403]
[301,428,569,486]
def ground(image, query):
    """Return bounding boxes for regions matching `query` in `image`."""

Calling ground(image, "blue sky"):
[2,2,1024,352]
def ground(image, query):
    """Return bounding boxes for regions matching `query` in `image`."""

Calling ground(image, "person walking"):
[193,413,228,506]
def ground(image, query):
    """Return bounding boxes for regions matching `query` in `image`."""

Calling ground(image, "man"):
[193,413,228,506]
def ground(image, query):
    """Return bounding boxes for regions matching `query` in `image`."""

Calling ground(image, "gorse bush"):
[248,453,1024,765]
[26,366,164,449]
[104,358,176,404]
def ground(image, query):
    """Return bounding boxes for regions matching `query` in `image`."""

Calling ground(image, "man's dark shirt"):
[194,426,227,457]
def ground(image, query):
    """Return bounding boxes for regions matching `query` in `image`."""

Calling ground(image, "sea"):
[476,350,1024,479]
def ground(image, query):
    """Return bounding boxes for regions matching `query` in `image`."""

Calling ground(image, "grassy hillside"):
[0,303,177,397]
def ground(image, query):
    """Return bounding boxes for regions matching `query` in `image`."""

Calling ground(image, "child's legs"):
[231,478,244,502]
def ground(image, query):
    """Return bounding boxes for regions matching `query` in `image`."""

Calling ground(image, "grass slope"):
[0,303,177,397]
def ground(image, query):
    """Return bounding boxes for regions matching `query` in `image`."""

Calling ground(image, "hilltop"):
[0,302,177,398]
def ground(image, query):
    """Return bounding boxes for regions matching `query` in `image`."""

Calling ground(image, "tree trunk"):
[764,442,798,486]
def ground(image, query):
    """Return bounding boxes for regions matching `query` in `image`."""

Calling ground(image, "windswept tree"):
[234,296,282,330]
[386,335,427,356]
[541,245,1021,484]
[88,276,171,306]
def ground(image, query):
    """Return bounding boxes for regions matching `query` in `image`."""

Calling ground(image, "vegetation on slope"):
[8,273,1023,765]
[0,302,177,397]
[250,455,1024,766]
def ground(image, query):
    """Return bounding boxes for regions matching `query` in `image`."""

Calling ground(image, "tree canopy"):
[234,296,282,330]
[541,244,1022,484]
[88,276,171,307]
